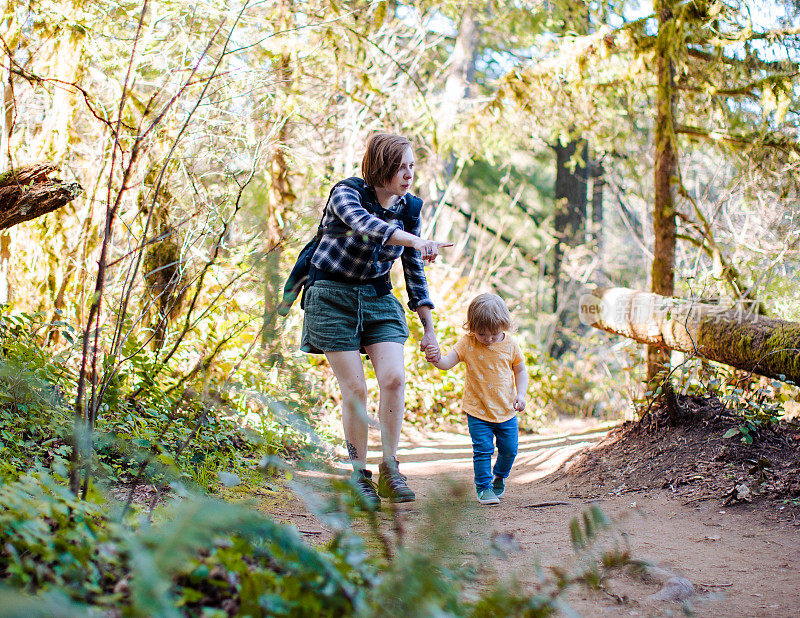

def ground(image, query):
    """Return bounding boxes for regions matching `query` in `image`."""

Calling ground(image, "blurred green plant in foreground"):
[1,463,631,617]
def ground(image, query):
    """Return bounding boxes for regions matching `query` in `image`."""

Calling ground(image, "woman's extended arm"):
[387,229,452,263]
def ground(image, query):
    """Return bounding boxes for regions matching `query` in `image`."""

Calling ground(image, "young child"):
[426,293,527,504]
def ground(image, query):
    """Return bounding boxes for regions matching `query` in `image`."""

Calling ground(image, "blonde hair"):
[466,293,513,334]
[361,132,412,188]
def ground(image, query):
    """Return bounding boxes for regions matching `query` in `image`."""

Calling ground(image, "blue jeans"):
[467,414,519,491]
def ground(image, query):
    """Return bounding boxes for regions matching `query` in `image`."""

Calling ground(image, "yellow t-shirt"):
[453,333,525,423]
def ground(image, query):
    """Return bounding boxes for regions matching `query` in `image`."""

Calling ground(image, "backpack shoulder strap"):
[337,177,380,213]
[317,177,368,237]
[338,176,366,191]
[403,194,423,229]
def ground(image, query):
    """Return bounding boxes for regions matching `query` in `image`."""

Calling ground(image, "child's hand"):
[424,345,441,364]
[513,397,526,412]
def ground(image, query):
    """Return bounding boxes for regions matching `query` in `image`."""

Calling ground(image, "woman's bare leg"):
[325,350,369,469]
[364,341,405,462]
[365,341,414,501]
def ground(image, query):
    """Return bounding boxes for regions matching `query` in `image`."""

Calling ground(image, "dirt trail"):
[282,419,800,616]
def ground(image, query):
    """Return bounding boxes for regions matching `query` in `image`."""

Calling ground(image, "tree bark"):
[443,10,478,108]
[553,140,589,256]
[550,139,589,357]
[0,49,13,303]
[580,287,800,385]
[1,49,12,171]
[590,161,604,258]
[649,0,678,380]
[0,164,83,230]
[434,7,480,239]
[262,2,296,353]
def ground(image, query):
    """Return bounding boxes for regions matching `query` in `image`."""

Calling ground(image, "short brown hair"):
[466,293,513,333]
[362,133,412,188]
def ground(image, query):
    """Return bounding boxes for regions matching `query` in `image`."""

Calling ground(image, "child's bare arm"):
[513,361,528,411]
[430,349,460,370]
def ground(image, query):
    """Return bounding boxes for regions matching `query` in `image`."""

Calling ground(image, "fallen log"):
[579,287,800,384]
[0,164,83,230]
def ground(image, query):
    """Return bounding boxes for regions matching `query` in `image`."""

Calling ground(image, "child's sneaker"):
[491,476,505,498]
[477,488,500,505]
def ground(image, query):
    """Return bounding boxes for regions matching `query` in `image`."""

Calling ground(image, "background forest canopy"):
[0,0,799,486]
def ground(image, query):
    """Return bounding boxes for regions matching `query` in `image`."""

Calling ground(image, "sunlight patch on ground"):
[322,419,614,480]
[514,442,597,482]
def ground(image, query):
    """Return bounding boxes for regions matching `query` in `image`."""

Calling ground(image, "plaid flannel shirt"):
[310,183,434,311]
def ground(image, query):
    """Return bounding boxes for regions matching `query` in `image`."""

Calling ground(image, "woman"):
[301,133,450,508]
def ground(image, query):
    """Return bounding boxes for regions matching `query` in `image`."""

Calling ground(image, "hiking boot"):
[477,488,500,505]
[492,476,505,498]
[377,458,416,503]
[352,469,380,510]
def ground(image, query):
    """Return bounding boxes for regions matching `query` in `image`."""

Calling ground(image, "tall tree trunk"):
[262,4,296,354]
[432,8,480,239]
[442,10,478,130]
[0,48,13,303]
[649,0,678,380]
[590,161,604,261]
[550,139,589,357]
[262,111,293,354]
[144,204,185,351]
[32,18,86,317]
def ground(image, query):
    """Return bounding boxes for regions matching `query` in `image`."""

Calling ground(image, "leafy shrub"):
[0,465,120,598]
[717,375,796,443]
[0,311,75,481]
[671,356,799,442]
[0,307,322,495]
[0,468,374,616]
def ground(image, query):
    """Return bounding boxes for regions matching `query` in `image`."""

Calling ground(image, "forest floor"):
[264,398,800,617]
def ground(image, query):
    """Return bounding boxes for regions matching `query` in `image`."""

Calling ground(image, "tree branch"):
[0,164,83,229]
[676,124,800,155]
[685,46,799,72]
[449,201,545,265]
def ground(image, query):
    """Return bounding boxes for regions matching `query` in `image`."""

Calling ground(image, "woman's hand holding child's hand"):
[419,333,440,363]
[424,344,441,364]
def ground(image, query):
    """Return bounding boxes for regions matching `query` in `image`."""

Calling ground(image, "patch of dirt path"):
[278,418,800,616]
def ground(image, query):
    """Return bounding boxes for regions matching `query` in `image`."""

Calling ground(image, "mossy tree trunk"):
[144,203,185,351]
[0,49,12,303]
[261,0,296,354]
[429,6,480,257]
[262,110,294,353]
[649,0,678,381]
[580,287,800,385]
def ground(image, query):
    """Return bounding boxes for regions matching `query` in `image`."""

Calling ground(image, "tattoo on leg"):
[346,441,359,462]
